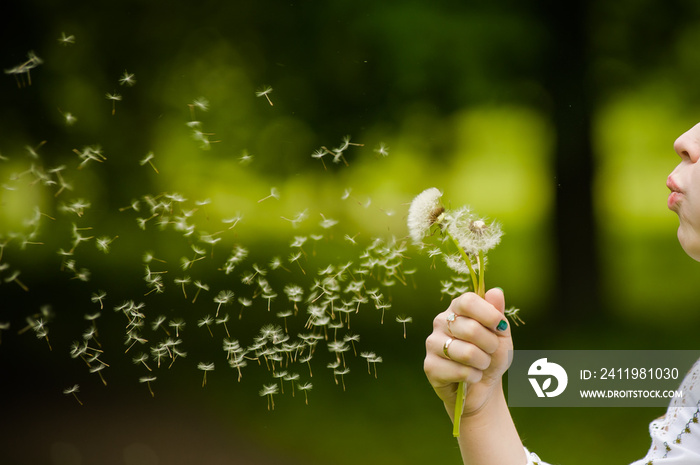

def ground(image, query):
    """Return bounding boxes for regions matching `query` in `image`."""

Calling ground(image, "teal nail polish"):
[497,320,508,332]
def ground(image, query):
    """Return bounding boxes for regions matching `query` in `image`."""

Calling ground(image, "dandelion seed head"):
[407,187,444,245]
[444,208,503,255]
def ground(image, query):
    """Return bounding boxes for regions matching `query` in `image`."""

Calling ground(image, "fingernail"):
[497,320,508,332]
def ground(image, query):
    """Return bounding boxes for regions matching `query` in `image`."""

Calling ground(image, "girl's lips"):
[668,191,682,210]
[667,177,683,211]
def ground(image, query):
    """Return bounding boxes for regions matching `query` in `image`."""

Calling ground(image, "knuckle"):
[460,318,480,340]
[432,312,444,330]
[425,333,440,353]
[467,368,484,384]
[462,344,490,371]
[485,334,500,354]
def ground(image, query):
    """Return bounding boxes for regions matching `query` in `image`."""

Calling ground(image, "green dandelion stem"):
[453,380,466,438]
[477,249,486,298]
[445,229,478,292]
[444,232,486,438]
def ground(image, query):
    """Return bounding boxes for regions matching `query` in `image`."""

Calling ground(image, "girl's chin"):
[678,227,700,261]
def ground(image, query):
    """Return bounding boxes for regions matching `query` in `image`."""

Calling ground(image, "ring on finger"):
[446,312,457,335]
[443,337,454,360]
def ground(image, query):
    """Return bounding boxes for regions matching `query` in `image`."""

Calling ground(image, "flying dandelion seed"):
[191,280,209,303]
[215,314,231,338]
[239,150,254,165]
[105,92,122,115]
[139,152,159,173]
[133,353,152,371]
[119,70,136,86]
[276,310,293,333]
[151,315,170,336]
[174,276,190,298]
[89,363,107,386]
[59,109,77,126]
[288,252,305,275]
[168,319,186,338]
[318,214,339,229]
[374,142,389,157]
[139,376,156,397]
[0,322,9,345]
[297,382,313,404]
[258,187,280,203]
[281,210,308,228]
[255,86,274,106]
[259,383,279,410]
[395,315,413,339]
[214,290,234,317]
[4,51,43,87]
[334,367,350,391]
[95,236,118,253]
[58,32,75,46]
[237,297,253,319]
[198,362,215,387]
[189,97,209,111]
[5,270,29,291]
[198,315,214,337]
[62,385,82,405]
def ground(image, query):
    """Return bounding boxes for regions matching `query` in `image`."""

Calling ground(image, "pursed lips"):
[667,176,683,210]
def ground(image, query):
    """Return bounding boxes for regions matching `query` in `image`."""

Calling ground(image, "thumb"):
[484,287,511,337]
[484,287,505,314]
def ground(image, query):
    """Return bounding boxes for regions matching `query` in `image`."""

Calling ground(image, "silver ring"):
[446,312,456,335]
[443,337,454,360]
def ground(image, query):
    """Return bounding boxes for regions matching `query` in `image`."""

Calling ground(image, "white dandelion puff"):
[406,187,444,245]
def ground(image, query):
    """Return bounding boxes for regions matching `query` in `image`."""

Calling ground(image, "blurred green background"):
[2,1,700,464]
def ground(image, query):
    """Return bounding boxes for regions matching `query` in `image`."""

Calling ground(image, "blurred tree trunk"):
[539,0,601,322]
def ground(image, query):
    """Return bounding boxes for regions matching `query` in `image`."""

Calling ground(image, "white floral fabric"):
[523,359,700,465]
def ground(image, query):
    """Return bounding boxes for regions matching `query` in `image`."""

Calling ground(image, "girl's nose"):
[674,123,700,161]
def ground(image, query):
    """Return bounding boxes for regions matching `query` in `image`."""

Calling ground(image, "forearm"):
[450,383,527,465]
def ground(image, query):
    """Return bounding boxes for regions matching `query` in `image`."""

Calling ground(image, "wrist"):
[448,380,506,427]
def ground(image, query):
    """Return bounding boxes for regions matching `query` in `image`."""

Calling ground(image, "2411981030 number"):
[599,367,679,380]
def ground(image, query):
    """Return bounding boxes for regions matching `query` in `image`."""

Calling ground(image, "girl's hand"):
[424,288,512,420]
